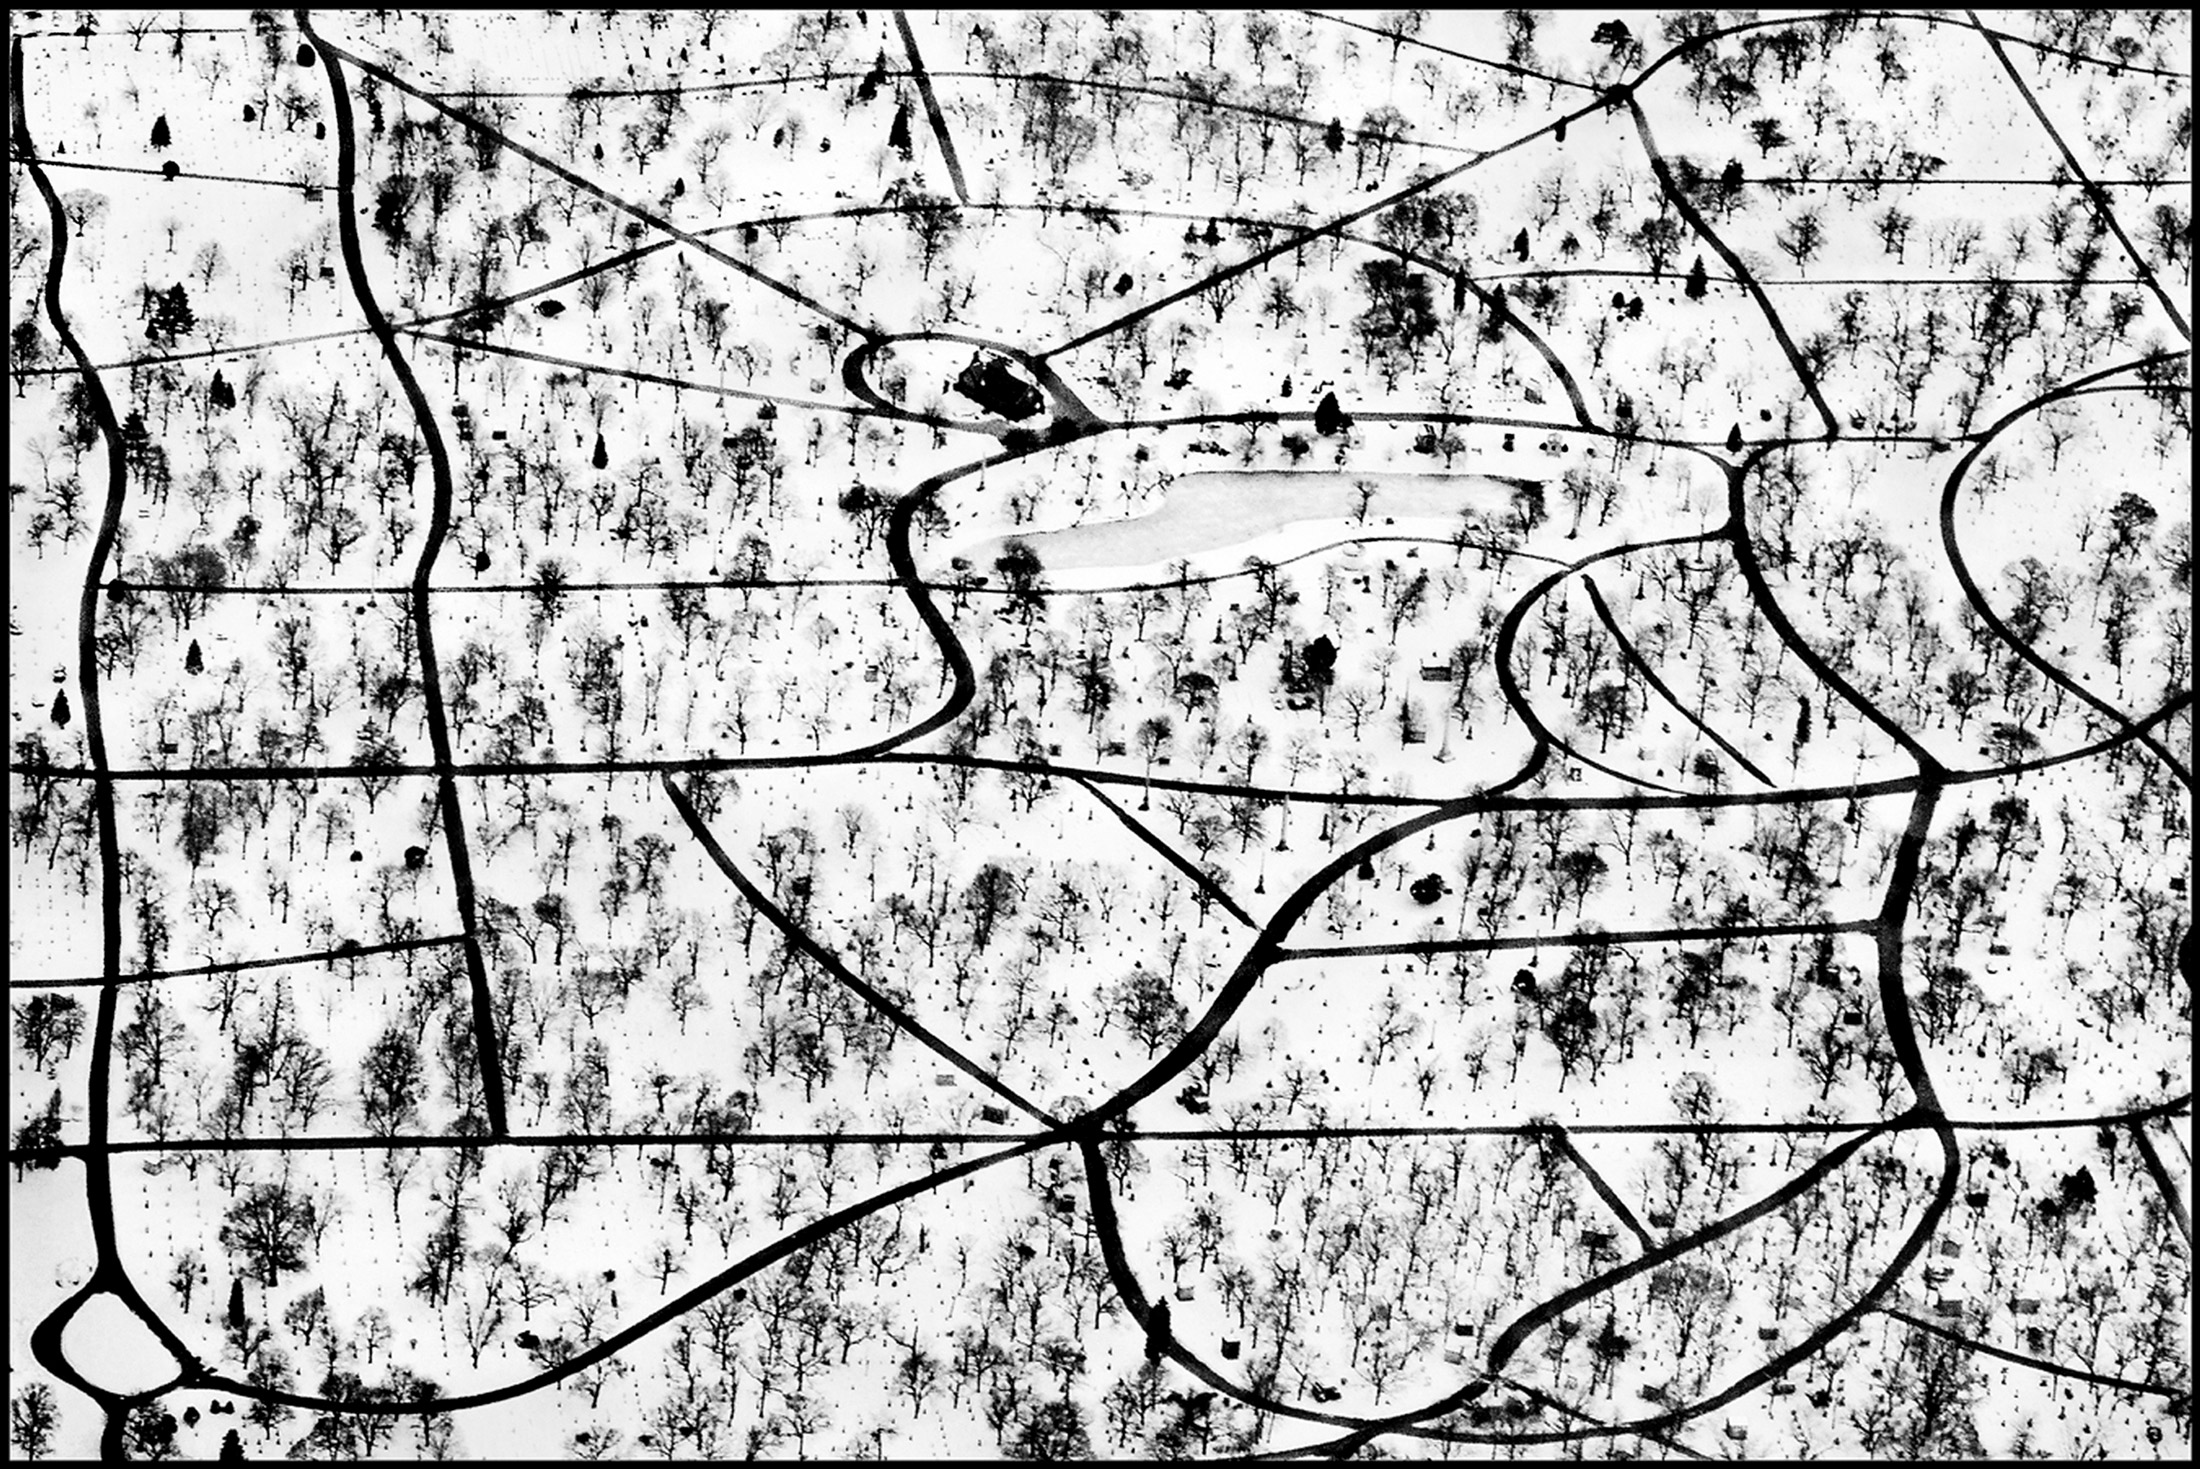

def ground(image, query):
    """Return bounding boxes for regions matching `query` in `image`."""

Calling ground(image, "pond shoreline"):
[935,469,1543,583]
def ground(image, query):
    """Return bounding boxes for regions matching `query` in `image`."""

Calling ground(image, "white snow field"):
[8,8,2189,1463]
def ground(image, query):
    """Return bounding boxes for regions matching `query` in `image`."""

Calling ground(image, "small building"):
[955,351,1044,420]
[978,1104,1009,1124]
[1419,664,1454,681]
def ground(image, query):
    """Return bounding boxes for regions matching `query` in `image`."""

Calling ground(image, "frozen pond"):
[943,470,1538,578]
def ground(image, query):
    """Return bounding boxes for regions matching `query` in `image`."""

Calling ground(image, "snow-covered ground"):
[9,8,2190,1463]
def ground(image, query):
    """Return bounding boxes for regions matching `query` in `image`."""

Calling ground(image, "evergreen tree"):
[219,1428,245,1462]
[208,369,236,413]
[1302,634,1338,695]
[150,113,170,148]
[887,100,913,159]
[227,1277,247,1330]
[1324,118,1345,154]
[857,48,889,102]
[165,283,196,338]
[1685,254,1709,300]
[1481,283,1510,343]
[1314,391,1351,437]
[590,432,608,471]
[146,283,196,345]
[10,1091,63,1176]
[121,408,153,463]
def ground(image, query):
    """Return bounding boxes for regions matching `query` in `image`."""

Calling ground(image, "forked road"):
[12,6,2191,1456]
[305,10,508,1140]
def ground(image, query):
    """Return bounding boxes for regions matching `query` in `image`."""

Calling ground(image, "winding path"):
[15,33,206,1462]
[14,7,2190,1457]
[303,9,508,1138]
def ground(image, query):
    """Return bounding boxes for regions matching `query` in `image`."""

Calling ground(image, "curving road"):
[12,6,2190,1459]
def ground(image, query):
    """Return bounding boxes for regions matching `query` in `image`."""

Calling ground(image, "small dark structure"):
[954,352,1043,420]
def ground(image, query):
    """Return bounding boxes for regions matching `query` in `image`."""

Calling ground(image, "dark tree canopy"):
[220,1179,322,1286]
[955,354,1045,420]
[993,537,1048,619]
[1314,391,1351,437]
